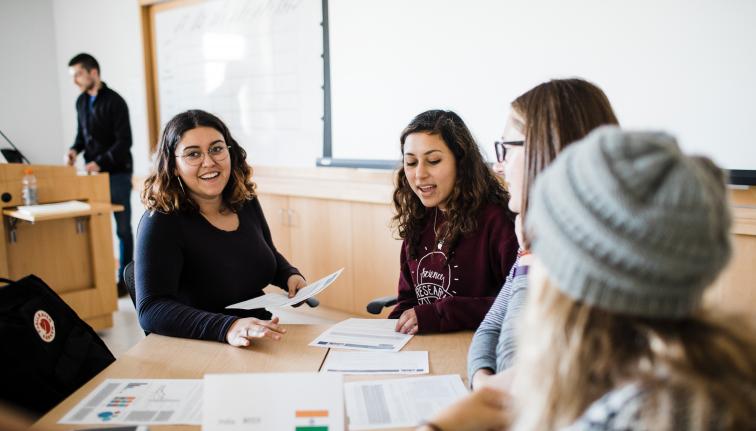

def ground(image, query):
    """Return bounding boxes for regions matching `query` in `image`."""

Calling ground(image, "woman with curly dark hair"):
[135,110,306,346]
[389,110,519,334]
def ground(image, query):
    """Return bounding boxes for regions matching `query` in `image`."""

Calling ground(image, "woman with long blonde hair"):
[421,127,756,430]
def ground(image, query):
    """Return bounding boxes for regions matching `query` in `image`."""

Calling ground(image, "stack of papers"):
[16,200,91,217]
[226,268,343,309]
[310,318,413,352]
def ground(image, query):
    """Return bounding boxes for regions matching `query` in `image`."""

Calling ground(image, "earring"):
[177,176,186,194]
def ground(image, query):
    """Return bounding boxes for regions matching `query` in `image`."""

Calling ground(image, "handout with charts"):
[344,375,468,430]
[321,351,429,375]
[225,268,343,310]
[203,373,344,431]
[309,318,413,352]
[59,379,202,425]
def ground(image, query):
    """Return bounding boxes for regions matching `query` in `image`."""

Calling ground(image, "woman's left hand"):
[396,308,419,334]
[287,274,307,298]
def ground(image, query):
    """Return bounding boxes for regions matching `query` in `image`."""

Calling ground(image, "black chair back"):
[123,262,148,335]
[123,261,137,309]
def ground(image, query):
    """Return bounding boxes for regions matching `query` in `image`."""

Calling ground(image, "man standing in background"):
[65,53,133,297]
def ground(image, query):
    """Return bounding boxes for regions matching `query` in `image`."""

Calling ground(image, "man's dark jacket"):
[71,82,133,173]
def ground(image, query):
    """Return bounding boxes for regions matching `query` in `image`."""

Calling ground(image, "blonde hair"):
[510,266,756,431]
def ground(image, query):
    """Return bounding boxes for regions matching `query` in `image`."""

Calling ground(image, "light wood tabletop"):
[33,324,473,431]
[33,324,330,430]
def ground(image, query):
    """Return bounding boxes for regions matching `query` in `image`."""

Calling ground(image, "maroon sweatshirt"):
[389,204,518,333]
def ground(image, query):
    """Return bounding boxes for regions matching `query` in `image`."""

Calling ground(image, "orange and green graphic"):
[294,409,329,431]
[107,396,136,408]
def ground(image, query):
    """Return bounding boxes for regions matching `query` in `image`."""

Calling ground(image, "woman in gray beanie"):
[510,126,756,430]
[420,127,756,431]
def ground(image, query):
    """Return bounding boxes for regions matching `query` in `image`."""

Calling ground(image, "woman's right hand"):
[475,367,516,393]
[225,316,286,347]
[418,386,510,431]
[471,368,494,390]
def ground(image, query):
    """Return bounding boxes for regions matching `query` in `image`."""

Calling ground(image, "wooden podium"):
[0,164,120,330]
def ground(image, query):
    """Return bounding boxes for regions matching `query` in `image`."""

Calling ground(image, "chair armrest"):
[366,295,398,315]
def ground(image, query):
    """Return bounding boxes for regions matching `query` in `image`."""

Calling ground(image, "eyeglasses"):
[494,140,524,163]
[175,145,231,166]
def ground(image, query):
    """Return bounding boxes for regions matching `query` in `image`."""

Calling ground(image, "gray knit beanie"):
[526,126,732,318]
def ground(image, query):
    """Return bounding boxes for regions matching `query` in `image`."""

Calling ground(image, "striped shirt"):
[467,254,529,383]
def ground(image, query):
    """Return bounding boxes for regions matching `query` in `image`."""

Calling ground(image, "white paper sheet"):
[59,379,203,425]
[344,375,468,430]
[17,200,90,216]
[322,351,429,375]
[203,373,344,431]
[226,268,343,310]
[309,318,413,352]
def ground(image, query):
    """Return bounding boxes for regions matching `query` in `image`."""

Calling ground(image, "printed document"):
[59,379,202,425]
[310,318,413,352]
[322,351,429,375]
[203,373,344,431]
[226,268,343,310]
[344,375,468,430]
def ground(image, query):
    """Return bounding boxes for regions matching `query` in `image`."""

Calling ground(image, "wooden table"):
[33,324,473,430]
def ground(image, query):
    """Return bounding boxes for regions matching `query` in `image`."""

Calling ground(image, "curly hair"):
[392,110,512,259]
[142,110,256,213]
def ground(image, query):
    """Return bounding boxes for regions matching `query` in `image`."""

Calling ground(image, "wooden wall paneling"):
[288,197,354,313]
[706,194,756,317]
[256,194,292,260]
[350,202,402,317]
[707,233,756,317]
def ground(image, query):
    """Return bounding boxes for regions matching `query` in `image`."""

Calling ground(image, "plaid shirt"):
[562,384,645,431]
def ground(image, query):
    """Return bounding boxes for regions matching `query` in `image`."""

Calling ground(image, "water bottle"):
[21,168,38,205]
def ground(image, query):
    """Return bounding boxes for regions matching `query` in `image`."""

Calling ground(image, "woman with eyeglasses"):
[135,109,306,346]
[389,110,519,334]
[468,78,619,390]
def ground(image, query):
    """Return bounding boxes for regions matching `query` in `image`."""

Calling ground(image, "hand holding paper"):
[226,268,343,310]
[286,274,307,299]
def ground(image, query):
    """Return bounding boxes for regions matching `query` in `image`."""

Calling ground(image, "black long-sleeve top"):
[71,82,133,173]
[134,198,300,342]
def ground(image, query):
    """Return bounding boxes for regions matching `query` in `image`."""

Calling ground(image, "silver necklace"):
[433,207,444,250]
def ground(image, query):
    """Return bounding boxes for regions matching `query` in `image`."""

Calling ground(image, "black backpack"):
[0,275,115,416]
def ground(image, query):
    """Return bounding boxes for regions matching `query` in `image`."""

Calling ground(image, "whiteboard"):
[328,0,756,172]
[153,0,324,167]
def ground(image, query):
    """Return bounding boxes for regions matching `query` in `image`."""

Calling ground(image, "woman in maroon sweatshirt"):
[389,110,518,334]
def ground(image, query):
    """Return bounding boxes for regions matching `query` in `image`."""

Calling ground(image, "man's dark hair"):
[68,53,100,73]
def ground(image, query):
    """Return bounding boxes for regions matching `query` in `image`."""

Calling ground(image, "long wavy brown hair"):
[142,110,256,213]
[512,78,619,248]
[392,110,511,259]
[511,267,756,431]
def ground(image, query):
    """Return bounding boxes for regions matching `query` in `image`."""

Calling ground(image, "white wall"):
[52,0,151,177]
[0,0,64,165]
[329,0,756,171]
